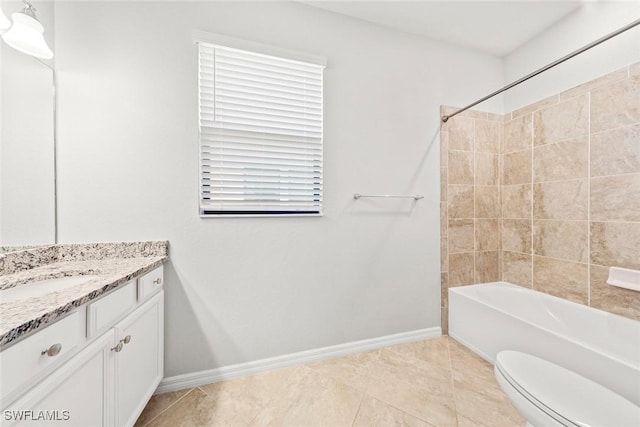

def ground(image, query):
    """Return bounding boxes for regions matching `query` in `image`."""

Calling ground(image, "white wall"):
[54,1,503,377]
[503,1,640,111]
[0,0,56,247]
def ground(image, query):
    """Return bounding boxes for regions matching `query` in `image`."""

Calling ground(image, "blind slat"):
[198,41,323,215]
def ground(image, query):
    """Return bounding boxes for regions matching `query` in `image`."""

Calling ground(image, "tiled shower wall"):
[441,61,640,332]
[440,108,503,332]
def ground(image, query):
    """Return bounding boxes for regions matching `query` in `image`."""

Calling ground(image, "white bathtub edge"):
[448,332,496,365]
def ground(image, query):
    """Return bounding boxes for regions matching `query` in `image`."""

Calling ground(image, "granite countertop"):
[0,241,168,349]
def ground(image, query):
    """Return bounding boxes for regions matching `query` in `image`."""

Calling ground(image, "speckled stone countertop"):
[0,241,168,349]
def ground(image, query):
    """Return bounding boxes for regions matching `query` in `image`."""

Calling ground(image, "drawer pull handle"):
[153,278,162,285]
[111,342,124,352]
[41,343,62,357]
[122,335,132,345]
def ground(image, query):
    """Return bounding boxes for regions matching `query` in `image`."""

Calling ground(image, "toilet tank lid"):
[496,351,640,427]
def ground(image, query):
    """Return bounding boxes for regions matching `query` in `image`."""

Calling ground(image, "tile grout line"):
[444,117,449,326]
[472,117,476,284]
[140,387,197,427]
[503,120,634,153]
[349,390,367,427]
[445,337,460,427]
[587,90,592,307]
[530,111,535,289]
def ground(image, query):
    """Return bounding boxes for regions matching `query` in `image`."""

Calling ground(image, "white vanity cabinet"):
[1,266,164,427]
[114,292,163,427]
[4,332,113,426]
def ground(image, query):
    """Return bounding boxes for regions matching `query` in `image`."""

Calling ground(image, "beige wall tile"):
[448,185,474,219]
[476,186,500,218]
[532,256,588,304]
[502,219,532,254]
[559,66,628,100]
[533,220,588,262]
[441,168,447,202]
[591,76,640,133]
[591,124,640,177]
[512,94,558,119]
[502,184,532,219]
[590,222,640,270]
[440,202,447,238]
[590,265,640,321]
[503,149,532,185]
[441,273,448,294]
[442,272,449,333]
[475,251,500,283]
[449,253,475,286]
[630,62,640,77]
[502,251,532,288]
[441,238,448,272]
[533,137,588,182]
[487,112,504,122]
[533,180,588,220]
[448,150,474,185]
[441,309,448,335]
[448,117,474,151]
[475,120,501,153]
[449,219,475,253]
[503,115,532,153]
[475,153,500,185]
[440,131,449,170]
[442,106,488,121]
[533,94,588,146]
[475,219,500,251]
[590,174,640,222]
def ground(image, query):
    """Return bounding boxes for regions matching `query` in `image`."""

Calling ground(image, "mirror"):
[0,0,56,252]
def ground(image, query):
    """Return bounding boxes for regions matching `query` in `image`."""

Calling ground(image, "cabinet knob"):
[41,343,62,357]
[111,342,124,352]
[153,278,162,285]
[122,335,132,345]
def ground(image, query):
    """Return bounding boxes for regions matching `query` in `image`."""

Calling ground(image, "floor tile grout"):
[138,336,523,427]
[139,387,196,427]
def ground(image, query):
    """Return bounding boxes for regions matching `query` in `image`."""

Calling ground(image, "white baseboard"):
[156,327,441,394]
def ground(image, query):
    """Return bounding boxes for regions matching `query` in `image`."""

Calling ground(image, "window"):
[197,35,325,216]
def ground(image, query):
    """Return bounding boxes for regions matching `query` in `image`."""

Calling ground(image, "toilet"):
[494,351,640,427]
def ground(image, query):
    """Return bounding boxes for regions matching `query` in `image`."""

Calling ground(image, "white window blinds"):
[198,41,324,216]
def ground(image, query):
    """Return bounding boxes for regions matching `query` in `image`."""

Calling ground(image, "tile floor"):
[135,336,524,427]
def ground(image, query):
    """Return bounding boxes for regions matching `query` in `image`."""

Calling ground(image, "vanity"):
[0,241,168,426]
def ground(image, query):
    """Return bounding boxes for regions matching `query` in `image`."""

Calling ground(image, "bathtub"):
[449,281,640,406]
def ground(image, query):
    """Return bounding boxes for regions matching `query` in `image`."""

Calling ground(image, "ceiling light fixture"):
[2,0,53,59]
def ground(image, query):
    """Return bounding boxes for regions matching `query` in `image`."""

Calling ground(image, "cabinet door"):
[3,332,113,427]
[113,291,163,427]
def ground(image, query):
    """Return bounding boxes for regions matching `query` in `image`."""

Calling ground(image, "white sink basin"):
[0,276,99,303]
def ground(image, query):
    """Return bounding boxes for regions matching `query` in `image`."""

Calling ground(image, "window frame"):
[194,31,326,218]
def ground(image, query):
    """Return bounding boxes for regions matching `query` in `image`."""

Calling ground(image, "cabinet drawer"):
[137,266,163,302]
[0,310,85,405]
[87,281,136,338]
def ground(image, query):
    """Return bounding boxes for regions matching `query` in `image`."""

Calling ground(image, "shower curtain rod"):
[441,18,640,123]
